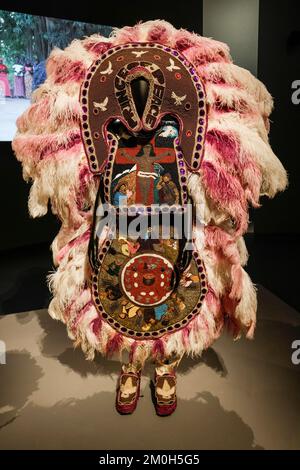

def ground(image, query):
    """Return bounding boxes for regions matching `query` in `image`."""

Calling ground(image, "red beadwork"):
[121,253,175,306]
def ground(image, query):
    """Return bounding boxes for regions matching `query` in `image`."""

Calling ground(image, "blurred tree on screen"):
[0,9,113,85]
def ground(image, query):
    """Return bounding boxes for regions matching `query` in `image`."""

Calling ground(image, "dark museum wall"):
[255,0,300,234]
[0,143,60,251]
[203,0,300,235]
[203,0,259,76]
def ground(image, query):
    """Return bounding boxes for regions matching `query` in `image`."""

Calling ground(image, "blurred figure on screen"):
[0,58,11,98]
[13,59,25,98]
[24,62,33,99]
[32,60,46,91]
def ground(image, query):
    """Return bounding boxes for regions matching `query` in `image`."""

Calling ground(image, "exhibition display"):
[11,20,287,416]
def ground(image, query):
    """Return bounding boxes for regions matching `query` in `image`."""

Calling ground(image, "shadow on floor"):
[0,387,262,450]
[0,350,43,430]
[31,308,228,379]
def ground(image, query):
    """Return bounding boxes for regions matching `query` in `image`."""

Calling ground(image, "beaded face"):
[81,42,208,339]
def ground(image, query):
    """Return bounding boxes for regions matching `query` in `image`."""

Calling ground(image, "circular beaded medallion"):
[120,253,176,306]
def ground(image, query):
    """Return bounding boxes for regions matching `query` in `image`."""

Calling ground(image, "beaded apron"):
[80,43,208,340]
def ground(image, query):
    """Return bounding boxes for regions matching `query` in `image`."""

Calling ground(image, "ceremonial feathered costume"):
[12,21,287,370]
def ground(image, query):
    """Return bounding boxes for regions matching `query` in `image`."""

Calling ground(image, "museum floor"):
[0,285,299,450]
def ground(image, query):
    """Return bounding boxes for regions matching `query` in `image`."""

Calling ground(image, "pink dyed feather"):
[106,333,124,357]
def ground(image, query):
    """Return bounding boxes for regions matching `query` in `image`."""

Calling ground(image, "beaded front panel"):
[82,43,208,339]
[90,120,208,339]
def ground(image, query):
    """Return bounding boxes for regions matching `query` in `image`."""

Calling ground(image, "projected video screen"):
[0,10,113,141]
